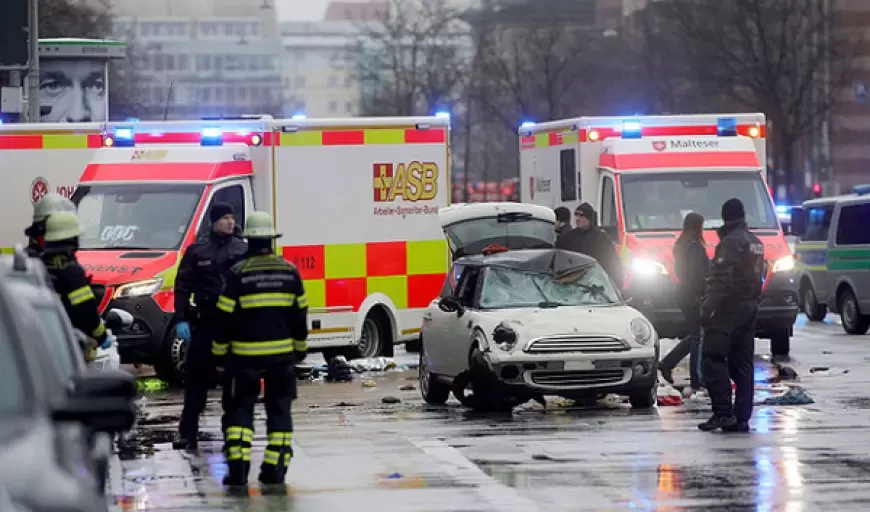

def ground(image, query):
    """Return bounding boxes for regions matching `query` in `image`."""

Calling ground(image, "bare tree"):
[639,0,859,202]
[347,0,471,116]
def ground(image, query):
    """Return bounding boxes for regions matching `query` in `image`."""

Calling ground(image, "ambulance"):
[518,114,799,356]
[0,116,450,381]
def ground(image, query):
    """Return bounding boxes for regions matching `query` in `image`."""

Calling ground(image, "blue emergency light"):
[201,127,223,146]
[717,117,738,136]
[853,184,870,196]
[435,111,450,120]
[621,120,642,139]
[520,121,535,128]
[112,127,136,147]
[775,205,789,214]
[291,113,306,120]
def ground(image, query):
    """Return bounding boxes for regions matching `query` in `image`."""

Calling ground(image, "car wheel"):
[463,347,522,413]
[629,385,657,409]
[840,288,870,335]
[801,284,827,321]
[419,339,450,404]
[769,329,791,357]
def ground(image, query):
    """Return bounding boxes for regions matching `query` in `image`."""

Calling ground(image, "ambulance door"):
[597,171,620,244]
[195,180,252,237]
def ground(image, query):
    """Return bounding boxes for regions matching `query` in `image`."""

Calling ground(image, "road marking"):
[409,438,542,512]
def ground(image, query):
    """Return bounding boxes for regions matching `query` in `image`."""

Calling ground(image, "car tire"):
[419,338,450,404]
[839,288,870,335]
[801,283,827,322]
[769,329,791,356]
[629,386,657,409]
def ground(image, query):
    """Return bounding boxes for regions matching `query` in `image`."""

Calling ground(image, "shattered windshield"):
[75,184,204,250]
[620,171,778,231]
[479,265,619,309]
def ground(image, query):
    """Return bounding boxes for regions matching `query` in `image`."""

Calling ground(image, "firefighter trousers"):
[223,362,297,485]
[702,302,758,423]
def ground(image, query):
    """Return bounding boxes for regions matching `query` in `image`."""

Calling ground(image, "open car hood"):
[438,202,556,259]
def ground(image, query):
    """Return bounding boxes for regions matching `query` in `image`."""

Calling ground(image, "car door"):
[423,265,481,377]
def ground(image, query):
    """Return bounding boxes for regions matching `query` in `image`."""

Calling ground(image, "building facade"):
[109,0,285,120]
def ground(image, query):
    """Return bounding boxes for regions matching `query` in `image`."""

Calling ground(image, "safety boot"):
[698,415,737,431]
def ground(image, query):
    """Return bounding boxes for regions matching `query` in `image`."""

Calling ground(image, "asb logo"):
[373,161,438,202]
[652,141,666,152]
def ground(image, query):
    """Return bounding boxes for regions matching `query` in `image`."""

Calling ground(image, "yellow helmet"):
[242,211,281,239]
[44,211,81,242]
[33,193,76,222]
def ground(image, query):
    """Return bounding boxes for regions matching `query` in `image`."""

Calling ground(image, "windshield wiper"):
[537,301,561,308]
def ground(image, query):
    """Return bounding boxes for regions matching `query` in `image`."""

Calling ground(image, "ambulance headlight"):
[631,258,667,277]
[114,278,164,298]
[772,255,795,273]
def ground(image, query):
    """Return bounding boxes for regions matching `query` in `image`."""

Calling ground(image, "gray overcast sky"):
[277,0,349,20]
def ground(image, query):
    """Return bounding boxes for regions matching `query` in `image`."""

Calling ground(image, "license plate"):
[564,361,594,371]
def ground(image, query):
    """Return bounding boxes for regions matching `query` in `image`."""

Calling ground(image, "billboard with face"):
[39,58,107,123]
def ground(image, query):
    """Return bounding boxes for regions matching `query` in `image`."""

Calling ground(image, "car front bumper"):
[626,271,799,339]
[482,346,658,396]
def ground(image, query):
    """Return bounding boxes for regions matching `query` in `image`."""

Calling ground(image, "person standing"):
[555,203,623,289]
[659,212,710,395]
[173,203,247,451]
[212,211,308,488]
[554,206,572,237]
[25,193,77,257]
[698,199,765,433]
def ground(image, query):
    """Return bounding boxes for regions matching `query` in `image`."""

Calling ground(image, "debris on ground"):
[808,366,849,376]
[761,386,815,406]
[549,397,574,408]
[810,366,829,373]
[399,384,416,391]
[598,394,628,409]
[334,401,362,407]
[381,396,402,404]
[657,385,683,406]
[822,350,833,354]
[326,356,354,382]
[361,379,377,388]
[348,357,398,372]
[136,377,169,393]
[776,365,800,381]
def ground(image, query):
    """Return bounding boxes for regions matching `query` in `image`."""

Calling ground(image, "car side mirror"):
[104,308,134,330]
[438,296,463,315]
[52,370,137,434]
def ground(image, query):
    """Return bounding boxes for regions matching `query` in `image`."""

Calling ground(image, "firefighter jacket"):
[701,219,765,323]
[42,249,107,344]
[174,231,247,322]
[211,251,309,365]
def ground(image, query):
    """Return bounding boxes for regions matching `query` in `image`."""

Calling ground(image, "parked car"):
[418,203,659,412]
[0,248,137,509]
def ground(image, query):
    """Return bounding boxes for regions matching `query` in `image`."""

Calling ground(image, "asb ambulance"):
[0,116,450,381]
[518,114,798,356]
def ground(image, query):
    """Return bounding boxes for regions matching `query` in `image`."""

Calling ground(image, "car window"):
[33,305,78,382]
[836,203,870,245]
[804,206,833,242]
[457,267,481,307]
[480,265,619,309]
[197,184,246,238]
[440,264,464,298]
[0,315,28,416]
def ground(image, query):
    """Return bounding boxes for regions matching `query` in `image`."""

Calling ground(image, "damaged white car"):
[418,202,659,412]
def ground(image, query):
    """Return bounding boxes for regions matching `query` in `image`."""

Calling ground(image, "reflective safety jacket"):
[42,249,107,345]
[212,251,308,365]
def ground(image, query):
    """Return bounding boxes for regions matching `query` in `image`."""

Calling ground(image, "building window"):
[345,101,353,113]
[344,75,354,88]
[328,101,338,113]
[178,54,189,71]
[328,76,338,88]
[196,55,211,71]
[200,22,219,37]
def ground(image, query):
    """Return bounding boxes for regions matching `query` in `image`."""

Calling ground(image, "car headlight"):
[630,317,653,345]
[114,278,164,298]
[772,255,794,273]
[631,258,667,276]
[492,322,519,351]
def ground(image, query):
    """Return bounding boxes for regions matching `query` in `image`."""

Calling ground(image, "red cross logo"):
[30,177,49,205]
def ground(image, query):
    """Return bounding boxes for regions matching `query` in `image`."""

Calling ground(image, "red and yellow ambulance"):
[518,114,798,356]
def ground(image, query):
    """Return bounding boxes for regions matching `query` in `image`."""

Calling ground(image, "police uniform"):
[699,199,765,432]
[174,202,247,449]
[40,211,108,360]
[213,212,308,487]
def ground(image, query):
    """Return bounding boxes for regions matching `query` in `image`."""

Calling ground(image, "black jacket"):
[212,250,309,366]
[174,232,247,322]
[42,248,107,344]
[673,236,710,306]
[701,220,765,321]
[556,227,624,289]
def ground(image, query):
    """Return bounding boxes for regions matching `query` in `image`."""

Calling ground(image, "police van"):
[792,185,870,334]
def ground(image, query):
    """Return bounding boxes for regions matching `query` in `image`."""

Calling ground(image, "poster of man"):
[37,39,126,123]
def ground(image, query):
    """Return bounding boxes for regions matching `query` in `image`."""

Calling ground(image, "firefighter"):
[25,193,76,257]
[213,211,308,488]
[41,211,110,361]
[699,198,765,433]
[173,202,247,451]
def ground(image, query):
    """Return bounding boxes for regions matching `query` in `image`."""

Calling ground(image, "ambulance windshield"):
[74,184,205,250]
[620,171,778,232]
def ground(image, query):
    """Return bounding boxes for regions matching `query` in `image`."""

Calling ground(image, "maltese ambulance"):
[518,114,798,356]
[0,116,450,381]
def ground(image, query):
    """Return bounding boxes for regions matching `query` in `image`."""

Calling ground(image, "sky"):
[277,0,337,20]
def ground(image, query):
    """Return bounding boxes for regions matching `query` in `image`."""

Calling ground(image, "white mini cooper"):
[418,203,659,412]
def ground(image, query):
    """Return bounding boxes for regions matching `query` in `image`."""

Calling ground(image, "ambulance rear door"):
[0,122,104,252]
[272,116,451,354]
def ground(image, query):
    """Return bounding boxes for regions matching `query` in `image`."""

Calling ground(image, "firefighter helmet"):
[43,211,81,242]
[243,211,282,239]
[33,193,75,222]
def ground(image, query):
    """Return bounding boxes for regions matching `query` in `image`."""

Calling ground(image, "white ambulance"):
[0,116,451,380]
[518,114,799,356]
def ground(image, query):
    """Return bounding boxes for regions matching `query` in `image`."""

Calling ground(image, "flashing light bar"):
[201,127,223,146]
[621,120,642,139]
[291,114,306,120]
[520,121,535,129]
[717,117,738,136]
[105,127,136,147]
[435,111,450,120]
[854,184,870,196]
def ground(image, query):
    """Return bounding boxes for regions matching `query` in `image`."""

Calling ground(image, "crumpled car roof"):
[457,248,598,278]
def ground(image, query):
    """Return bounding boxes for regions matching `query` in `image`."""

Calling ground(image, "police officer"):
[212,211,308,488]
[25,193,77,257]
[41,211,110,360]
[699,198,765,433]
[173,202,247,450]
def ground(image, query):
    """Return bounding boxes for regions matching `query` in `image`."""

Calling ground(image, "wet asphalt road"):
[110,315,870,511]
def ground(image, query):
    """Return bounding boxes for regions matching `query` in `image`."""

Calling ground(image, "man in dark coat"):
[556,203,623,289]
